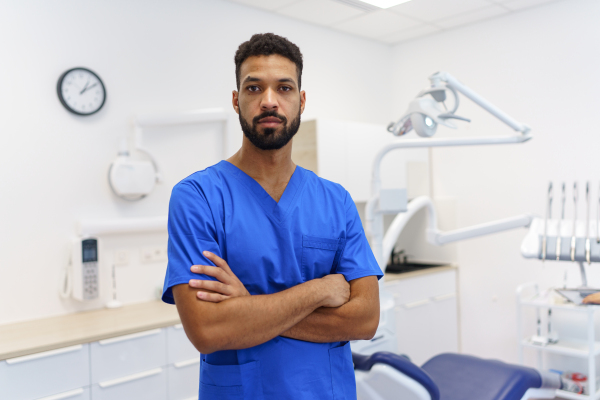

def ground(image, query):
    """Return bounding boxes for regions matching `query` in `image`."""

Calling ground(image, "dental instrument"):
[556,183,564,261]
[543,182,552,261]
[571,182,578,262]
[586,182,591,264]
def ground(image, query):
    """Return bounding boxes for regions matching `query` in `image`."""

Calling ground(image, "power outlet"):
[114,249,130,266]
[141,246,168,263]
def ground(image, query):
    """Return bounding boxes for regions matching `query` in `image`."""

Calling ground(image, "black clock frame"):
[57,67,106,116]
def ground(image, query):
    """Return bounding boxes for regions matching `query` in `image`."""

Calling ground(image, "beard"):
[239,108,301,151]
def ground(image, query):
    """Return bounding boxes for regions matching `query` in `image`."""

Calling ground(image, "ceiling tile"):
[500,0,561,10]
[226,0,300,11]
[277,0,366,26]
[378,24,441,44]
[389,0,494,23]
[332,9,422,39]
[434,4,508,29]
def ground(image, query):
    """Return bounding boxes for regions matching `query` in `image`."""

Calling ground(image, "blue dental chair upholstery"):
[353,352,552,400]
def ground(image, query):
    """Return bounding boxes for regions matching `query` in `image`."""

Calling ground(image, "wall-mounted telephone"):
[59,237,100,301]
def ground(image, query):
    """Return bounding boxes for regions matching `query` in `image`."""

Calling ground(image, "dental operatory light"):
[357,0,412,9]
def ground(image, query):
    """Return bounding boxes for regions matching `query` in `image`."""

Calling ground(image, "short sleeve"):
[162,182,223,304]
[335,191,383,282]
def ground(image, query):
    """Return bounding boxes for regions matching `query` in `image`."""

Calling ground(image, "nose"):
[260,87,278,111]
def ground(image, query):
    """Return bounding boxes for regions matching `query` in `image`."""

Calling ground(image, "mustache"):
[252,111,288,125]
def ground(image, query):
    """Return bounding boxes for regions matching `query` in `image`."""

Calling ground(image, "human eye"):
[247,85,261,92]
[279,86,292,92]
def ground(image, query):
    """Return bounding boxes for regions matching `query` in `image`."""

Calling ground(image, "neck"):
[227,136,296,185]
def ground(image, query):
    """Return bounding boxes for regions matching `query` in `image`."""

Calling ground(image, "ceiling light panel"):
[277,0,366,26]
[358,0,413,8]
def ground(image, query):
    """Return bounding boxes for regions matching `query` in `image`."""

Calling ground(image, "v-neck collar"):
[217,160,308,224]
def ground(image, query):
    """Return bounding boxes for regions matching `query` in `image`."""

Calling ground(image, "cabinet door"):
[90,328,166,383]
[168,359,200,400]
[167,324,199,365]
[0,344,89,400]
[92,367,167,400]
[387,270,459,366]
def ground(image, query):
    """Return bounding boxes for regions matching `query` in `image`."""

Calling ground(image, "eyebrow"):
[243,76,296,85]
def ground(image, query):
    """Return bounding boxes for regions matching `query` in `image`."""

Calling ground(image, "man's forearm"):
[280,298,378,342]
[281,277,380,343]
[175,277,341,354]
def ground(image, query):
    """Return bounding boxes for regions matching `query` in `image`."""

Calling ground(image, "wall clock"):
[57,67,106,116]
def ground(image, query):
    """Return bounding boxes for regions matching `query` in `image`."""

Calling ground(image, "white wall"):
[391,0,600,362]
[0,0,393,325]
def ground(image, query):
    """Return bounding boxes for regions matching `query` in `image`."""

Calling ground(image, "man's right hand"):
[319,274,350,307]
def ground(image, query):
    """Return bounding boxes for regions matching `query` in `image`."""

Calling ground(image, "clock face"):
[57,68,106,115]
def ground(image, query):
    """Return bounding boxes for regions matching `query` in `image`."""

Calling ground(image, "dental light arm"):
[388,71,531,138]
[368,71,532,271]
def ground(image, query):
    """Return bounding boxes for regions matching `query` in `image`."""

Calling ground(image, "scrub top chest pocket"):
[301,235,346,281]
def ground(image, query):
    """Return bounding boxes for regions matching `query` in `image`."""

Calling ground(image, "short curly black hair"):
[234,33,303,90]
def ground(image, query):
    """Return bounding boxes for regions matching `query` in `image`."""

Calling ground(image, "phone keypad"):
[83,261,99,300]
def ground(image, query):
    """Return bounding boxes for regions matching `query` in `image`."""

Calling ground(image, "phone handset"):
[59,237,100,301]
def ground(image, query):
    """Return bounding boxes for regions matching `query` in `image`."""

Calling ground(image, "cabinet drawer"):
[90,328,166,383]
[167,358,200,400]
[0,344,89,400]
[35,386,90,400]
[386,269,456,306]
[91,367,167,400]
[167,324,199,364]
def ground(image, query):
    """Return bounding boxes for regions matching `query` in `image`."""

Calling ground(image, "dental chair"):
[353,352,561,400]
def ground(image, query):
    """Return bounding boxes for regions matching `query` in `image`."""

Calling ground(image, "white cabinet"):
[385,267,459,366]
[90,328,166,383]
[2,325,201,400]
[0,344,89,400]
[167,324,200,400]
[91,367,167,400]
[292,119,429,202]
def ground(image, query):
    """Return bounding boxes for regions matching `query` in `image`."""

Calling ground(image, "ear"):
[232,90,240,114]
[300,90,306,114]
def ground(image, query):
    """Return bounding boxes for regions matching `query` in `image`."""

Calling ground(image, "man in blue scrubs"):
[162,33,382,400]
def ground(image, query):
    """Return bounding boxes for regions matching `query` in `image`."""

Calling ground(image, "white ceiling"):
[224,0,564,44]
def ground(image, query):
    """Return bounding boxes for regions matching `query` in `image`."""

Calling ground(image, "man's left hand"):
[189,251,250,302]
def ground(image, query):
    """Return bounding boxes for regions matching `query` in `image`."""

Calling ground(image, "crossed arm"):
[172,251,380,354]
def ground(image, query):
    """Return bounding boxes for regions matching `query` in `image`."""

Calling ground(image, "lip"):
[258,117,282,126]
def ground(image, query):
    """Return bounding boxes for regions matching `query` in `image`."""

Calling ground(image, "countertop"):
[1,265,456,361]
[0,300,180,361]
[383,264,457,283]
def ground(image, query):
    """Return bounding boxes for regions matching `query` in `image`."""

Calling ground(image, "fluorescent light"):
[358,0,412,8]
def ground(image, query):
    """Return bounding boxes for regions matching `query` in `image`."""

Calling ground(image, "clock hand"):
[80,80,90,95]
[80,82,98,95]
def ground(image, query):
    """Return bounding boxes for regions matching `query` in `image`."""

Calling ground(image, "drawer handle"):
[98,328,161,345]
[99,367,162,388]
[404,299,431,309]
[433,293,456,301]
[6,345,83,365]
[37,388,84,400]
[174,357,200,368]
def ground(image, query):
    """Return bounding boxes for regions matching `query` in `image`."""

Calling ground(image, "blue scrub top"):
[162,160,382,400]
